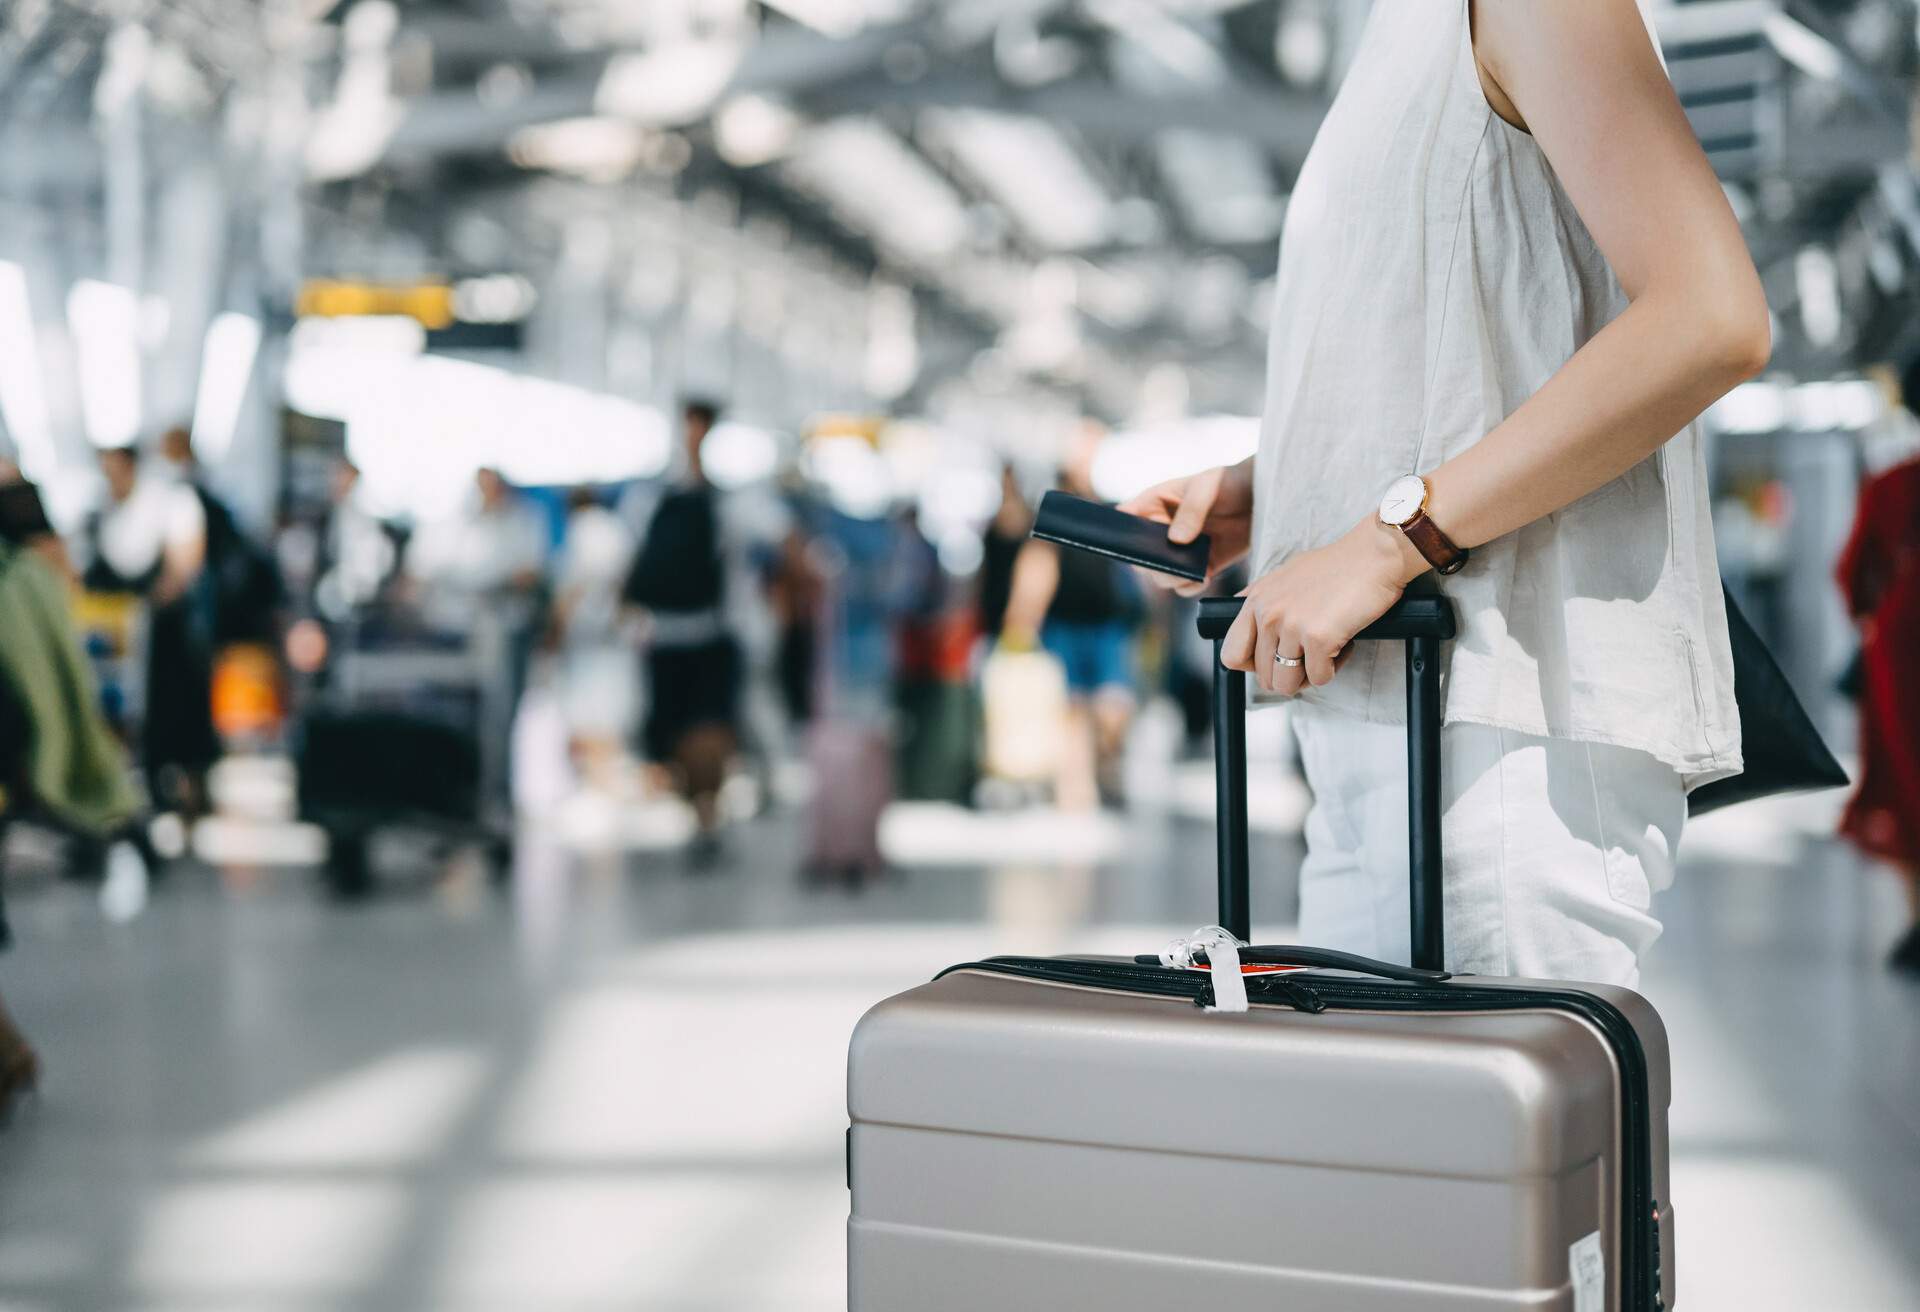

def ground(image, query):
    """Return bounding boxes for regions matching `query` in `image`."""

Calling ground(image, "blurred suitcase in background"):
[979,645,1067,785]
[893,679,977,806]
[894,611,979,805]
[848,596,1676,1310]
[804,717,891,881]
[296,707,482,893]
[296,708,480,825]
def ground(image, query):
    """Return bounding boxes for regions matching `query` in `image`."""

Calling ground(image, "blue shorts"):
[1041,621,1134,697]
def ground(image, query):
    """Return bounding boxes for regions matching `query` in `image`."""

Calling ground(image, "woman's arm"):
[1229,0,1770,693]
[1000,540,1060,646]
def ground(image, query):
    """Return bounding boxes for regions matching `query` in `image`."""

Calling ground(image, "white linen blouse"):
[1251,0,1742,788]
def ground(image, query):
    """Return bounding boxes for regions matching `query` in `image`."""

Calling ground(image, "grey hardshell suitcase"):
[847,595,1675,1310]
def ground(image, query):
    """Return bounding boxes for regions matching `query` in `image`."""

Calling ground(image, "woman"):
[1123,0,1767,986]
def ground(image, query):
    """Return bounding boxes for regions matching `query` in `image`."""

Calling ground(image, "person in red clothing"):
[1836,446,1920,975]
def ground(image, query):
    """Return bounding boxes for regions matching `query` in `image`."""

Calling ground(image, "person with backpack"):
[624,400,742,867]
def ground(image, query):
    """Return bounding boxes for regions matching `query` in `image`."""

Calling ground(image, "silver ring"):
[1273,652,1304,669]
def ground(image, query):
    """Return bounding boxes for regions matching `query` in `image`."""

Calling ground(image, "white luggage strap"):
[1159,926,1248,1014]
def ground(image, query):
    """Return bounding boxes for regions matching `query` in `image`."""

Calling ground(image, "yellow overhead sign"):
[296,280,456,330]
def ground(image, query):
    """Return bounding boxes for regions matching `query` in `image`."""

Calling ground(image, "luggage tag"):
[1159,927,1310,1013]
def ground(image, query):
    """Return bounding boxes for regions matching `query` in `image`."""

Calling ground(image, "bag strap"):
[1195,595,1455,971]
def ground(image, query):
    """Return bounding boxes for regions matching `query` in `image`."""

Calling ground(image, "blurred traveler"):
[1118,1,1769,985]
[407,467,547,627]
[1836,445,1920,975]
[768,525,824,729]
[1,503,148,1114]
[888,506,977,805]
[83,445,218,818]
[555,487,637,774]
[405,468,549,816]
[976,464,1030,642]
[0,458,77,585]
[313,458,394,619]
[1004,461,1140,812]
[158,425,283,645]
[624,400,740,866]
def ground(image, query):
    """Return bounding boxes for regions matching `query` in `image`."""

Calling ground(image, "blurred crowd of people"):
[6,383,1920,1120]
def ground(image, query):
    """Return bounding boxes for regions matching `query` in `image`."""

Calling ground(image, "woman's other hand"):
[1222,515,1427,695]
[1116,458,1255,598]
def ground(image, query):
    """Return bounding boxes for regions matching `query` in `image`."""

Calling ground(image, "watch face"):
[1379,475,1427,526]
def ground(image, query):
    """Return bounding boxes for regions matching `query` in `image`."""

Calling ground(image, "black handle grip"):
[1198,592,1452,972]
[1133,945,1449,983]
[1196,594,1457,641]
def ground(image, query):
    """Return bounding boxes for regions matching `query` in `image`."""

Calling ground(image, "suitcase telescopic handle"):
[1196,595,1456,972]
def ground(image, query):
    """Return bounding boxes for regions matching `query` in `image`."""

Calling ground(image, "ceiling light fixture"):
[596,39,743,125]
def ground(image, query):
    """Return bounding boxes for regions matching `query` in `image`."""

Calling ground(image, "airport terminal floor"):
[0,772,1913,1311]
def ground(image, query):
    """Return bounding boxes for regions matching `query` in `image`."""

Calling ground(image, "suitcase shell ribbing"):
[848,595,1677,1309]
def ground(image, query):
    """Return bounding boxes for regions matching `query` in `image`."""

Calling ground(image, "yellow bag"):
[980,645,1068,783]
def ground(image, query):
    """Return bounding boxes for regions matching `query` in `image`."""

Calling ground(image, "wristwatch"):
[1378,475,1468,576]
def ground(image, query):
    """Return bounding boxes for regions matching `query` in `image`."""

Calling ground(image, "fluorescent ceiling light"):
[1794,246,1842,349]
[67,279,144,450]
[714,95,802,168]
[190,312,263,464]
[761,0,865,37]
[1764,13,1844,82]
[509,117,649,182]
[305,0,402,180]
[1088,0,1229,88]
[922,110,1111,251]
[453,275,538,324]
[596,40,743,125]
[762,0,912,37]
[784,120,970,263]
[0,262,56,479]
[1275,1,1332,86]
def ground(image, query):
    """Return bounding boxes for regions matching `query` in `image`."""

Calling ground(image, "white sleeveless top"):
[1252,0,1741,787]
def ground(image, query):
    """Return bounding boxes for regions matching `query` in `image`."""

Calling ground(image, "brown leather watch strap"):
[1401,509,1469,576]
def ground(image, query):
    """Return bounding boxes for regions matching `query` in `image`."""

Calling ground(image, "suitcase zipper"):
[938,957,1662,1312]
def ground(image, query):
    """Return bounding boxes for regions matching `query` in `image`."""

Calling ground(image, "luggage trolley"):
[295,606,517,894]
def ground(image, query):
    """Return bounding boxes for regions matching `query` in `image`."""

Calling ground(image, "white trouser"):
[1289,705,1685,987]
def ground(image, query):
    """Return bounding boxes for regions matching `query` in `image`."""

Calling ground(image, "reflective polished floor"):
[0,774,1914,1310]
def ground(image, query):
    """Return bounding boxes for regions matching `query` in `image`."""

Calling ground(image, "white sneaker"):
[99,840,150,924]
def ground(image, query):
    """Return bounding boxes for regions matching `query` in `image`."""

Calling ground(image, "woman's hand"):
[1116,459,1254,598]
[1223,516,1427,695]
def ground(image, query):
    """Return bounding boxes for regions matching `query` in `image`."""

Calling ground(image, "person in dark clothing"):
[626,399,739,866]
[769,526,823,728]
[0,460,75,584]
[976,464,1029,642]
[159,425,283,645]
[84,445,219,818]
[1001,449,1141,810]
